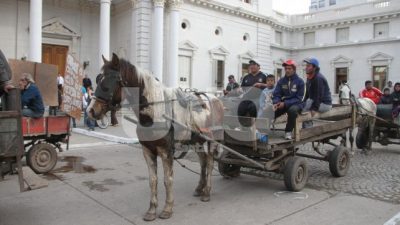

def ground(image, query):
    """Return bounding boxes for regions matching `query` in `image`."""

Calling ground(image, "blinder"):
[94,69,121,102]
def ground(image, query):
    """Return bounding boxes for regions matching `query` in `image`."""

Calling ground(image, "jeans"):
[22,108,43,118]
[302,99,332,128]
[84,110,95,129]
[275,105,301,132]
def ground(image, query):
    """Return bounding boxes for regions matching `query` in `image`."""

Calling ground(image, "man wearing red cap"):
[273,59,305,140]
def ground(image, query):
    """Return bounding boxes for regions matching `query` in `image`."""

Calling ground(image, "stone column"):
[166,0,183,88]
[29,0,42,62]
[99,0,111,68]
[130,0,138,64]
[151,0,165,82]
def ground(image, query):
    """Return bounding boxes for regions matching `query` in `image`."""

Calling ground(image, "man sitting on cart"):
[273,60,305,140]
[302,57,332,128]
[19,73,44,118]
[0,50,13,97]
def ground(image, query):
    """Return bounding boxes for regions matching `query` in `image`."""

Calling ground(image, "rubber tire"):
[356,126,369,149]
[96,116,109,129]
[27,143,58,174]
[218,151,241,178]
[284,157,308,192]
[329,146,350,177]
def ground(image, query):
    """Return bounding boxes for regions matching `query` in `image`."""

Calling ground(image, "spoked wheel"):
[26,143,58,174]
[218,150,241,178]
[96,115,109,129]
[329,146,350,177]
[284,157,308,192]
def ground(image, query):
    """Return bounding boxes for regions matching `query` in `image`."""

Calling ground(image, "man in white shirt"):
[339,80,351,105]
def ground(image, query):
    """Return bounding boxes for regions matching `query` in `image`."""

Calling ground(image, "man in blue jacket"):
[273,60,305,140]
[19,73,45,118]
[302,57,332,128]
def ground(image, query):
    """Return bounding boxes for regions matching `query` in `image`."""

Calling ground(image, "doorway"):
[42,44,69,76]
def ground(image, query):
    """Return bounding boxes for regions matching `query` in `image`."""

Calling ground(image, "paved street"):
[1,116,400,225]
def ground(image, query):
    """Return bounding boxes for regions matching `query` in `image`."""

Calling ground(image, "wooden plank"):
[22,167,48,190]
[274,105,352,124]
[35,63,58,106]
[300,118,352,140]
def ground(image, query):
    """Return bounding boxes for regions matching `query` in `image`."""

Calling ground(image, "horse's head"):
[87,53,123,120]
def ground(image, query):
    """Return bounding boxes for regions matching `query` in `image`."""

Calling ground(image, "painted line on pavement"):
[62,142,121,150]
[72,128,139,144]
[384,212,400,225]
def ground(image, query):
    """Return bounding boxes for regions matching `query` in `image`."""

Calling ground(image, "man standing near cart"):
[273,59,305,140]
[0,50,13,98]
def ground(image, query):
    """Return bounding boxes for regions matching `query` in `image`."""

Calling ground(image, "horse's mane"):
[118,59,166,121]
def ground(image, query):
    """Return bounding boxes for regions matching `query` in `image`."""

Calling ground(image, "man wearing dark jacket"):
[19,73,44,118]
[0,50,13,97]
[302,58,332,128]
[237,59,267,118]
[391,83,400,118]
[273,59,305,140]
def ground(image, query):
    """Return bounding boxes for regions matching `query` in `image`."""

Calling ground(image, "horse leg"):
[142,147,158,221]
[158,150,174,219]
[349,128,354,153]
[194,149,207,197]
[201,142,216,202]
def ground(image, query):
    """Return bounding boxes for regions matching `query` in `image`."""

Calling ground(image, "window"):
[214,60,225,88]
[215,27,222,36]
[336,27,349,43]
[243,0,251,3]
[319,0,325,8]
[178,56,191,88]
[276,68,282,79]
[241,63,249,80]
[304,32,315,46]
[329,0,336,6]
[243,33,250,42]
[373,66,387,90]
[275,31,282,45]
[374,22,389,39]
[335,68,348,94]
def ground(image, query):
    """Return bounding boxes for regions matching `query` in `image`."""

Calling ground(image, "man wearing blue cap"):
[302,57,332,128]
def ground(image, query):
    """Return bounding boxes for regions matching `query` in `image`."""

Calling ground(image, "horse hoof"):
[143,213,156,221]
[159,211,173,219]
[193,190,202,197]
[200,195,210,202]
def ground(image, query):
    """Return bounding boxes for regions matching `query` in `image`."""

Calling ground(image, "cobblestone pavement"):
[243,145,400,204]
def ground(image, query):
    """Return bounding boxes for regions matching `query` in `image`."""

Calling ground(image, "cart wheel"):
[284,157,308,192]
[356,125,369,149]
[96,116,109,129]
[27,143,58,174]
[218,151,241,178]
[329,146,350,177]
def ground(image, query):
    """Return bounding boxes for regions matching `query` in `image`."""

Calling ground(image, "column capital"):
[130,0,138,8]
[100,0,111,4]
[168,0,183,10]
[153,0,166,7]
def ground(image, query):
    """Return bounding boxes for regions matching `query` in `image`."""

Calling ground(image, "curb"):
[72,128,139,144]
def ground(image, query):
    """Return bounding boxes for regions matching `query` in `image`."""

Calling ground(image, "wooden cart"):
[217,103,357,191]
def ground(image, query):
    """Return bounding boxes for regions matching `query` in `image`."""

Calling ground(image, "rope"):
[174,158,220,176]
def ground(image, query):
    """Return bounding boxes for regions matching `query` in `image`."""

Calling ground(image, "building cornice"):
[271,37,400,51]
[293,11,400,31]
[185,0,293,31]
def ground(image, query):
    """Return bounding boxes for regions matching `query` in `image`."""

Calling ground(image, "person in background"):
[359,80,382,104]
[57,74,64,110]
[84,86,95,131]
[223,75,239,96]
[384,81,393,94]
[83,74,92,91]
[237,59,267,118]
[71,86,87,128]
[258,74,275,118]
[391,83,400,118]
[339,80,351,105]
[0,50,13,98]
[19,73,44,118]
[379,88,392,104]
[273,59,305,140]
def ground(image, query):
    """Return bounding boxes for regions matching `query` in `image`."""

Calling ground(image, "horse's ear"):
[102,55,109,64]
[111,53,119,67]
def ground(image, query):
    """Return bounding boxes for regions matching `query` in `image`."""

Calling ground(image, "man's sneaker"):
[285,132,293,140]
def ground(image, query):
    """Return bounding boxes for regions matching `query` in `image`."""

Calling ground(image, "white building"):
[0,0,399,97]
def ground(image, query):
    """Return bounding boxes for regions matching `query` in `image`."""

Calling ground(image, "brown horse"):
[87,53,224,221]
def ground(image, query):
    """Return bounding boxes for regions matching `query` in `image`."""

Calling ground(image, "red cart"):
[22,115,70,174]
